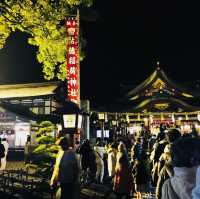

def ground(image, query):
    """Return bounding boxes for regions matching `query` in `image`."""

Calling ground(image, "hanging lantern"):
[197,113,200,122]
[185,113,189,120]
[149,115,153,124]
[143,117,148,126]
[178,117,182,121]
[172,113,175,123]
[161,113,164,121]
[105,113,108,122]
[137,113,141,121]
[126,114,130,124]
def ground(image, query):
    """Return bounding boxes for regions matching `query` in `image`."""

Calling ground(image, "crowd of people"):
[50,124,200,199]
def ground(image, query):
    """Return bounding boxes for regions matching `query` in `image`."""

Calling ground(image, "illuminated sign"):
[103,130,109,138]
[98,113,105,120]
[63,114,76,128]
[96,130,102,138]
[66,16,79,104]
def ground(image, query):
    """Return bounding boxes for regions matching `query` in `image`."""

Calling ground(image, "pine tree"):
[27,121,59,178]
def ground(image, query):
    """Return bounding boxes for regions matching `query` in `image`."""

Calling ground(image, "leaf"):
[0,0,94,79]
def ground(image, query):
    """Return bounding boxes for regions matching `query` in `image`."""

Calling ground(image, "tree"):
[0,0,94,80]
[27,121,59,178]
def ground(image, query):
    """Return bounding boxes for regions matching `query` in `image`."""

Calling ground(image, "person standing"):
[132,158,150,199]
[50,137,80,199]
[94,139,105,183]
[0,138,5,168]
[78,139,97,183]
[156,128,181,199]
[107,143,117,178]
[114,155,133,199]
[24,135,31,164]
[161,137,200,199]
[116,142,129,166]
[0,138,9,170]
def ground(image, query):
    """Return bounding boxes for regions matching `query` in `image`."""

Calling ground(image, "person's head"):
[118,155,129,167]
[96,138,102,146]
[58,137,69,151]
[166,128,181,143]
[118,142,126,153]
[75,140,80,146]
[136,137,142,143]
[109,142,116,150]
[171,137,200,168]
[157,132,165,142]
[2,138,7,142]
[83,139,89,145]
[27,135,31,142]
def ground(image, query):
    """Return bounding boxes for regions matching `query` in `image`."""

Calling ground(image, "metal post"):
[86,115,90,140]
[101,121,104,140]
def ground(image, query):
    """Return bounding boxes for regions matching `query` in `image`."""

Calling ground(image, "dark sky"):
[0,1,200,108]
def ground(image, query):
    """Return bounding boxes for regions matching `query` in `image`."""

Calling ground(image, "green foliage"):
[36,135,55,144]
[29,120,58,178]
[0,0,94,80]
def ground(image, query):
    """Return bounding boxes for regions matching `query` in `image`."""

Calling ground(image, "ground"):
[0,150,156,199]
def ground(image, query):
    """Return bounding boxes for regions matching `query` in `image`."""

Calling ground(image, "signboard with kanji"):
[66,16,80,104]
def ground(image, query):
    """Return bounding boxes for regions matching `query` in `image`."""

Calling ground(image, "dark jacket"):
[114,164,133,194]
[133,160,149,185]
[0,143,5,158]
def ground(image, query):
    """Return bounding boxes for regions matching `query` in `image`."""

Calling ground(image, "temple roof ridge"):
[126,66,200,99]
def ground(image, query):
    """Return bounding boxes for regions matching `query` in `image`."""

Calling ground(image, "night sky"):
[0,1,200,109]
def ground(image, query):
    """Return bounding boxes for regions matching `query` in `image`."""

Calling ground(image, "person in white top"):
[94,140,105,183]
[0,138,9,170]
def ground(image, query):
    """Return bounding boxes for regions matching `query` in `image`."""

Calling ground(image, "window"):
[33,99,44,106]
[38,107,44,115]
[21,99,32,106]
[32,107,38,114]
[45,107,50,114]
[45,100,50,106]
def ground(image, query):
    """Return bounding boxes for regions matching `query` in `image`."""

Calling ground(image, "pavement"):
[4,161,156,199]
[2,149,156,199]
[6,161,25,170]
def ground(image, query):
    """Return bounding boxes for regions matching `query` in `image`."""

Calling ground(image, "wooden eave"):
[126,97,200,113]
[126,67,199,99]
[0,81,61,99]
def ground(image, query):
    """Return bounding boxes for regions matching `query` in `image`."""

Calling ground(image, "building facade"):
[0,81,65,148]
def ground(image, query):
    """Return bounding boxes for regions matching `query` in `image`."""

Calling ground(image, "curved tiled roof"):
[0,81,60,99]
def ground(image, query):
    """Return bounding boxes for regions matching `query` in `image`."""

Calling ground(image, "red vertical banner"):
[66,14,80,105]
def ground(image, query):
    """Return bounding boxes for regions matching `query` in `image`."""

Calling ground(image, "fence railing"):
[0,169,52,198]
